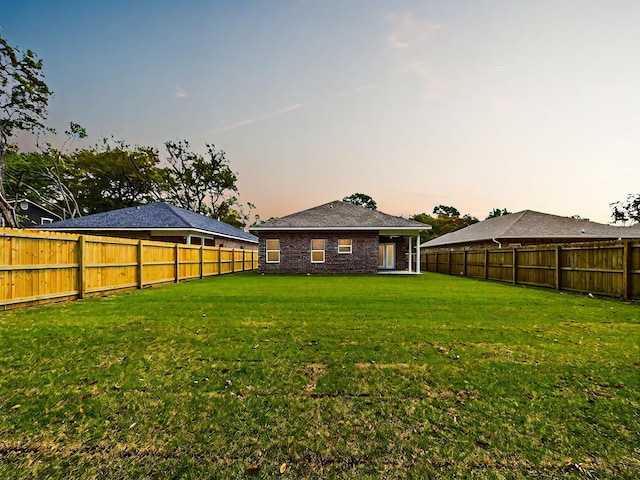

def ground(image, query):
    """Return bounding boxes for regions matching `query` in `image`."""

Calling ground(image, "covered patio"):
[378,230,424,274]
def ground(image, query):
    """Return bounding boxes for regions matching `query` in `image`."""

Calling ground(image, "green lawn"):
[0,272,638,479]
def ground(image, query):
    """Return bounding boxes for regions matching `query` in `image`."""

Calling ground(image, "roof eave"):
[10,199,62,219]
[421,233,633,247]
[39,226,258,244]
[252,226,430,233]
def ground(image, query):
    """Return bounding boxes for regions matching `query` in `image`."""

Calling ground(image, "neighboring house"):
[37,202,258,249]
[251,200,431,274]
[421,210,639,250]
[8,199,62,227]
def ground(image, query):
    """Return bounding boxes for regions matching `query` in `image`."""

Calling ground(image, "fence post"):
[555,246,562,291]
[137,240,144,289]
[217,247,222,275]
[484,249,489,280]
[512,247,518,285]
[622,241,631,301]
[242,249,246,272]
[200,245,204,279]
[447,251,451,275]
[174,244,180,283]
[78,235,86,299]
[232,249,236,273]
[462,250,467,276]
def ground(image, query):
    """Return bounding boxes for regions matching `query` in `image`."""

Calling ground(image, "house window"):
[266,239,280,263]
[311,239,325,263]
[338,239,352,254]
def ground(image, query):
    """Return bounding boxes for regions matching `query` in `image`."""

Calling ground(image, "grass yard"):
[0,272,638,479]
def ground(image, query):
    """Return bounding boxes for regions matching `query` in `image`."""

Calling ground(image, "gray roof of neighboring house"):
[252,200,431,233]
[38,202,258,243]
[421,210,638,248]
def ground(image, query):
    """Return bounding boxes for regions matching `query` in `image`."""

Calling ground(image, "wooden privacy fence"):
[0,228,258,310]
[422,240,640,301]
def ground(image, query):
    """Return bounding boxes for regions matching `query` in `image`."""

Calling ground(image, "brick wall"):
[258,231,380,274]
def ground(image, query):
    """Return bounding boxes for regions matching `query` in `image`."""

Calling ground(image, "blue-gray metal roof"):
[39,202,258,243]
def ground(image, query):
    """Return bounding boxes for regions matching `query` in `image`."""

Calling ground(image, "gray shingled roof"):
[39,202,258,243]
[252,200,430,232]
[421,210,637,248]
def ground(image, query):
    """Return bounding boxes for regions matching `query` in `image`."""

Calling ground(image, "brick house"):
[38,202,258,249]
[251,200,431,274]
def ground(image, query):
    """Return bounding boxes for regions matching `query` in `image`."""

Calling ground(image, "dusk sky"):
[1,0,638,224]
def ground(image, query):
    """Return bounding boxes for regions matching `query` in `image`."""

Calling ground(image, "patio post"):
[416,234,421,273]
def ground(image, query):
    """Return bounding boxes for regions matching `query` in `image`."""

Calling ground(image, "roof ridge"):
[275,200,342,221]
[157,202,192,228]
[253,200,429,230]
[498,210,530,236]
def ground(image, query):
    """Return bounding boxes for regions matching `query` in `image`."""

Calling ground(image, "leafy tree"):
[438,213,479,235]
[411,213,434,225]
[433,205,460,217]
[41,122,87,219]
[162,140,241,221]
[0,35,53,226]
[411,212,438,239]
[486,208,511,219]
[4,123,86,219]
[343,193,377,210]
[66,138,164,214]
[215,202,257,229]
[5,150,58,206]
[610,194,640,225]
[412,206,479,238]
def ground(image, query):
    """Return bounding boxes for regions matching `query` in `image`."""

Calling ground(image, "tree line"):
[0,34,249,228]
[343,193,511,240]
[3,137,252,228]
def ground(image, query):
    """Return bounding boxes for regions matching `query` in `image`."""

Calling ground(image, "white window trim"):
[40,217,54,224]
[338,239,352,254]
[311,239,325,263]
[266,239,280,263]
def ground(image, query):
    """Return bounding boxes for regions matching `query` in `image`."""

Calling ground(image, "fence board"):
[0,228,258,310]
[423,240,640,300]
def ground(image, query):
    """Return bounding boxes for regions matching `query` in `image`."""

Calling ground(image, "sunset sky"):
[1,0,638,224]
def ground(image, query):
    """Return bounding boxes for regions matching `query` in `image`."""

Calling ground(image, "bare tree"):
[0,35,52,227]
[163,140,239,220]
